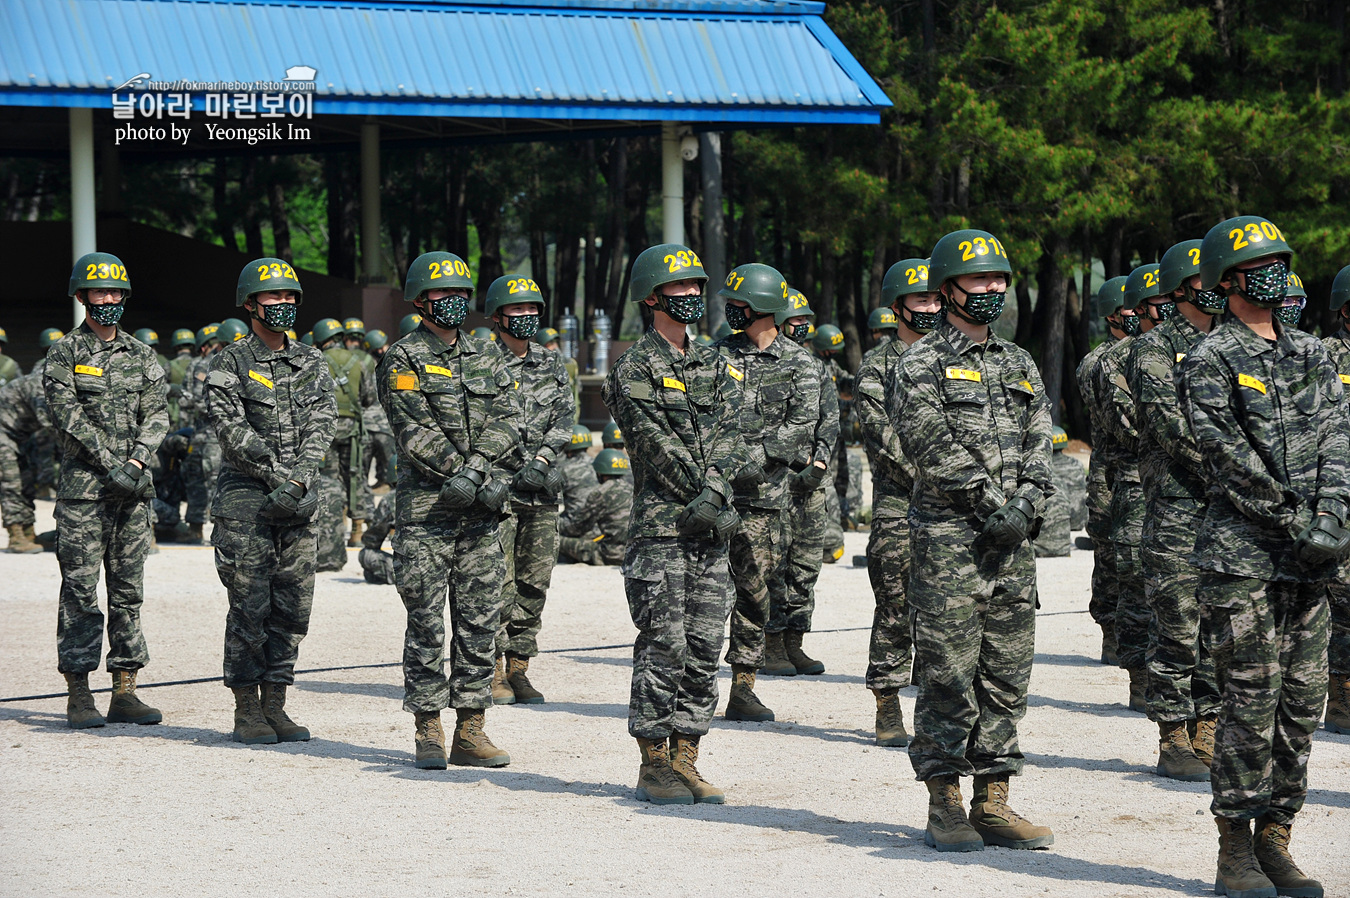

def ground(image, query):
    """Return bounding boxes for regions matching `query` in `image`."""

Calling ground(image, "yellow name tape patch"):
[726,364,744,382]
[74,365,103,376]
[1238,373,1267,395]
[424,364,454,378]
[248,370,274,390]
[1340,374,1350,385]
[662,376,687,392]
[945,367,982,382]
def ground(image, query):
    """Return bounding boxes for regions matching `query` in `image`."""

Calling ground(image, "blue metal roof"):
[0,0,890,125]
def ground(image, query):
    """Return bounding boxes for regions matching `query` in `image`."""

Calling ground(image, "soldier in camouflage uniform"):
[312,317,374,570]
[362,328,397,491]
[379,251,519,770]
[1,333,57,553]
[558,448,632,565]
[1033,427,1072,558]
[178,322,226,543]
[1050,429,1087,531]
[0,326,19,387]
[205,259,337,746]
[1178,216,1350,898]
[537,327,582,423]
[480,275,575,707]
[45,253,168,730]
[602,243,748,806]
[342,317,379,542]
[857,259,942,746]
[163,328,195,430]
[1324,264,1350,735]
[890,229,1054,854]
[812,325,850,563]
[359,487,397,584]
[867,306,897,348]
[557,423,599,531]
[1125,239,1224,782]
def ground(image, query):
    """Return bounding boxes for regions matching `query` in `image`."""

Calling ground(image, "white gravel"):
[2,496,1346,898]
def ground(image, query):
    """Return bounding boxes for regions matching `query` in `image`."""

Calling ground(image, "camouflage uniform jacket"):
[493,341,576,507]
[559,475,633,544]
[360,351,393,435]
[857,340,916,495]
[1324,326,1350,380]
[1179,317,1350,582]
[176,353,213,428]
[43,322,169,500]
[889,319,1054,524]
[377,326,520,526]
[1129,314,1209,504]
[205,333,338,520]
[1076,337,1118,510]
[0,360,51,442]
[0,354,21,387]
[558,450,599,513]
[601,329,748,540]
[715,331,836,510]
[1095,335,1141,485]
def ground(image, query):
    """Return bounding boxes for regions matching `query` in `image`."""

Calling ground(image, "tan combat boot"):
[924,776,983,852]
[64,672,105,729]
[783,630,824,675]
[106,670,162,725]
[1157,720,1209,782]
[1127,666,1147,713]
[260,683,310,742]
[413,711,447,769]
[505,654,544,704]
[1099,624,1118,666]
[759,632,797,677]
[635,737,693,805]
[724,665,774,721]
[491,655,516,705]
[347,519,364,547]
[1214,817,1277,898]
[1253,816,1322,898]
[669,734,724,804]
[873,688,909,747]
[232,686,278,745]
[1326,673,1350,735]
[1193,714,1219,768]
[449,709,510,767]
[968,774,1054,849]
[6,523,41,554]
[186,523,204,544]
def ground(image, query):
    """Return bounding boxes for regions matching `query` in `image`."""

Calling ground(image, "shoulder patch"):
[945,367,981,382]
[1339,374,1350,385]
[1237,373,1267,395]
[206,369,234,387]
[389,368,420,391]
[662,376,687,392]
[626,381,654,401]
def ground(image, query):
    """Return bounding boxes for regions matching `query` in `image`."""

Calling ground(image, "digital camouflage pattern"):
[1321,325,1350,675]
[1032,475,1071,557]
[888,318,1053,781]
[1076,338,1119,635]
[165,348,192,430]
[359,488,396,584]
[558,474,632,565]
[205,332,338,687]
[315,344,375,569]
[497,505,560,658]
[557,449,599,529]
[179,352,222,525]
[0,362,51,528]
[1051,450,1087,531]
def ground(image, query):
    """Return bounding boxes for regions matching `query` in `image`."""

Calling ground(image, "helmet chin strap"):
[944,284,984,326]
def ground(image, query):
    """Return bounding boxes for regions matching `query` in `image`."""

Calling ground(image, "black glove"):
[792,463,827,494]
[1295,515,1350,565]
[441,468,484,509]
[514,458,551,493]
[677,488,724,537]
[732,460,766,490]
[713,505,742,541]
[294,486,320,522]
[261,481,306,520]
[477,477,509,512]
[106,460,144,500]
[545,467,565,495]
[983,497,1035,547]
[134,469,156,501]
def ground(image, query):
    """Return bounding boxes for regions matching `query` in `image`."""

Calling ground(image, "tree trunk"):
[1037,236,1070,424]
[604,137,629,315]
[818,250,837,326]
[1014,278,1034,347]
[267,160,292,265]
[240,158,264,258]
[445,148,468,258]
[213,158,237,252]
[700,132,726,332]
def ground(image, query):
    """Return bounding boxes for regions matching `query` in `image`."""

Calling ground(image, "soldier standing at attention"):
[602,244,748,806]
[1323,264,1350,736]
[1180,217,1349,898]
[205,259,336,745]
[856,258,943,747]
[342,317,379,545]
[361,328,397,492]
[45,253,168,729]
[178,322,225,544]
[890,229,1054,854]
[379,251,519,770]
[482,275,575,707]
[164,328,195,430]
[312,317,372,570]
[867,306,898,348]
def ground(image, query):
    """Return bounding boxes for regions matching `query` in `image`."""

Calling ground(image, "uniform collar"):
[934,317,1002,358]
[1220,314,1298,360]
[76,320,133,350]
[418,323,479,357]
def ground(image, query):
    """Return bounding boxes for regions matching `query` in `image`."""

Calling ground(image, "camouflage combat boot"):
[449,709,510,767]
[1127,667,1147,713]
[923,776,983,852]
[260,683,310,742]
[106,670,162,725]
[232,686,278,745]
[491,655,516,705]
[724,665,774,722]
[6,523,41,554]
[505,654,544,704]
[669,734,724,804]
[347,519,364,547]
[1214,817,1277,898]
[64,672,105,729]
[1253,816,1322,898]
[1099,624,1118,666]
[759,632,797,677]
[1192,714,1218,768]
[186,523,204,544]
[635,737,694,805]
[783,630,824,675]
[413,711,447,769]
[872,688,909,747]
[1326,673,1350,735]
[1157,720,1209,782]
[968,774,1054,849]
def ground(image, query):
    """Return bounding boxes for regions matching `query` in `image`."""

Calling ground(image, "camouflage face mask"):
[902,306,944,335]
[724,302,754,331]
[425,295,470,328]
[1186,285,1228,316]
[1146,299,1176,323]
[1236,259,1289,309]
[950,287,1006,325]
[1273,298,1306,329]
[1120,314,1143,337]
[87,301,125,327]
[256,302,297,333]
[787,322,813,342]
[658,292,705,325]
[503,313,540,341]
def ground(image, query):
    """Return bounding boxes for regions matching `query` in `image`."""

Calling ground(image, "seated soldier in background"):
[558,423,599,529]
[359,486,397,585]
[1051,427,1088,531]
[558,448,633,566]
[1033,427,1074,558]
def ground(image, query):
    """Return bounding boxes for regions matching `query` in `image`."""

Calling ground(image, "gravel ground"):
[2,495,1346,898]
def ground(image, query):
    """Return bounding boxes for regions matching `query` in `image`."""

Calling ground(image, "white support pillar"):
[360,120,382,283]
[661,122,683,246]
[69,108,97,327]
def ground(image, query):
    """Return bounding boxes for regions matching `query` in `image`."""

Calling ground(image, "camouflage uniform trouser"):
[1330,582,1350,675]
[360,547,395,584]
[558,534,624,566]
[623,537,734,738]
[394,519,505,713]
[26,428,59,492]
[55,498,152,673]
[496,503,560,658]
[1111,481,1150,671]
[907,518,1036,781]
[213,516,317,688]
[822,445,845,560]
[367,430,396,486]
[1200,573,1328,823]
[866,486,912,690]
[183,433,220,526]
[1086,464,1115,631]
[770,486,825,634]
[1141,499,1220,723]
[724,506,786,668]
[0,430,36,527]
[316,431,369,570]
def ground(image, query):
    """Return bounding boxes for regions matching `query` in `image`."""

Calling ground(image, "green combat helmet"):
[867,307,898,332]
[1331,264,1350,312]
[1125,263,1167,322]
[195,323,222,349]
[0,327,6,343]
[343,317,366,336]
[883,258,943,334]
[300,332,315,346]
[312,318,346,346]
[39,328,65,349]
[1051,426,1068,452]
[399,313,422,336]
[536,326,561,346]
[365,329,388,352]
[718,262,788,330]
[471,327,495,342]
[568,424,593,454]
[217,319,250,345]
[236,258,302,306]
[928,229,1011,325]
[602,419,624,448]
[713,321,736,340]
[777,287,815,343]
[69,251,132,298]
[1157,239,1203,296]
[593,448,630,478]
[404,251,474,302]
[170,328,195,348]
[1275,271,1308,329]
[694,334,713,345]
[1198,215,1293,309]
[812,324,844,355]
[1096,276,1129,319]
[134,328,159,346]
[628,244,707,303]
[485,275,545,317]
